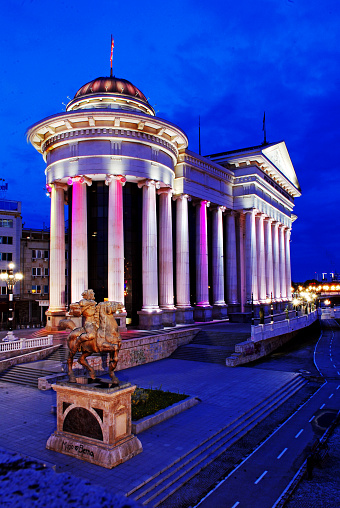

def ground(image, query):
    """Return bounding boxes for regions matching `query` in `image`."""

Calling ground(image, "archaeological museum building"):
[27,75,301,330]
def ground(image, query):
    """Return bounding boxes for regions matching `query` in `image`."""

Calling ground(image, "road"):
[196,319,340,508]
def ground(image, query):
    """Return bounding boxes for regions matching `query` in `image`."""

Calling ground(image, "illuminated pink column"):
[212,206,228,318]
[194,200,212,321]
[226,211,238,305]
[256,213,266,302]
[272,222,280,300]
[244,209,258,303]
[264,217,274,299]
[137,180,162,329]
[47,182,67,326]
[106,175,126,305]
[285,228,292,300]
[279,225,287,299]
[174,194,193,324]
[70,177,91,303]
[196,200,210,306]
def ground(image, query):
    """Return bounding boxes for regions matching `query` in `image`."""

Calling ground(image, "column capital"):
[157,186,173,196]
[172,193,191,202]
[225,209,237,217]
[52,182,68,192]
[68,176,92,186]
[242,207,256,216]
[263,215,274,223]
[137,178,160,189]
[193,199,210,208]
[211,205,226,213]
[105,174,126,186]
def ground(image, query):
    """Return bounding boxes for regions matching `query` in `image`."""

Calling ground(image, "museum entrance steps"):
[127,374,307,507]
[170,330,250,365]
[0,365,57,388]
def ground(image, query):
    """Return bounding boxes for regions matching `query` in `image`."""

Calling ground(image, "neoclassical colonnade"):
[47,177,292,329]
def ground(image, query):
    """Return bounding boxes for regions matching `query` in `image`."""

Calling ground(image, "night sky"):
[1,0,339,282]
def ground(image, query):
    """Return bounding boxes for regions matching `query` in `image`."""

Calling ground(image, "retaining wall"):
[226,320,320,367]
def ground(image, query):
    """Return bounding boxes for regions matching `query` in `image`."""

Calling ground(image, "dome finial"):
[110,35,114,78]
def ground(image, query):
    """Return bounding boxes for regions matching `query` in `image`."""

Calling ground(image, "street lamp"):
[0,263,23,341]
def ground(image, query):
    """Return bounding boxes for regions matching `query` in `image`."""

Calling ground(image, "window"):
[0,252,12,261]
[1,286,7,295]
[31,285,41,294]
[32,267,42,276]
[44,285,49,294]
[0,219,13,228]
[32,249,49,260]
[0,236,13,244]
[44,268,49,276]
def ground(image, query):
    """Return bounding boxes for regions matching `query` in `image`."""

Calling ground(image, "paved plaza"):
[0,322,298,499]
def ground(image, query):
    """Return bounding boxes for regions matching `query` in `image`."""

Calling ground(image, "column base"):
[137,310,164,331]
[176,307,194,324]
[212,304,228,320]
[160,308,177,327]
[45,310,67,331]
[193,306,213,322]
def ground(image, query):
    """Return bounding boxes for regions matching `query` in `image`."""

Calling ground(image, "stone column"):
[244,209,258,304]
[279,225,287,299]
[256,213,266,302]
[46,182,67,329]
[137,179,163,329]
[226,211,239,308]
[106,174,126,308]
[70,176,91,303]
[212,206,228,318]
[174,194,193,324]
[272,222,280,300]
[285,228,292,300]
[158,187,176,327]
[264,217,274,300]
[194,200,212,322]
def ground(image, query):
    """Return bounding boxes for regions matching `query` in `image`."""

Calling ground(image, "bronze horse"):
[60,294,123,384]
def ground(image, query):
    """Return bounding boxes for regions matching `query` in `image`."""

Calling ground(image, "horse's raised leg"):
[79,351,96,380]
[67,350,76,383]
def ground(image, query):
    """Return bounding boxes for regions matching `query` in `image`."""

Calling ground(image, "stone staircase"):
[0,347,80,388]
[170,330,250,365]
[127,375,307,507]
[0,365,58,388]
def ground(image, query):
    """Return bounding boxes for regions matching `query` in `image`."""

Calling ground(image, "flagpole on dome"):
[262,111,267,145]
[110,35,114,77]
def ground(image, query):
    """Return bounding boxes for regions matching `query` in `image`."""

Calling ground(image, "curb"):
[131,396,200,434]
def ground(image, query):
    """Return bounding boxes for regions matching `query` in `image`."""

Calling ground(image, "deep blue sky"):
[1,0,339,282]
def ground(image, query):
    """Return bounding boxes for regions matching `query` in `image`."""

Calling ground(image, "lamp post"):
[0,263,23,341]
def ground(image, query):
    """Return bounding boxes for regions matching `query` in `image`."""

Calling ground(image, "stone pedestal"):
[137,310,164,330]
[212,304,228,320]
[46,381,142,469]
[193,306,213,322]
[176,307,194,324]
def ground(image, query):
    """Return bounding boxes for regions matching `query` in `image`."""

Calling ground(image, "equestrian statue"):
[60,290,124,384]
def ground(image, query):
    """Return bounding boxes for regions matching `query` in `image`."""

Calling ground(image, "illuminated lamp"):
[324,299,331,306]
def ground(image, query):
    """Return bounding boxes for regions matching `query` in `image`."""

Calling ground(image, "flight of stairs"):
[170,330,250,365]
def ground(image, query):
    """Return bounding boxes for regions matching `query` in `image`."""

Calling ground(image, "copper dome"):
[74,77,149,103]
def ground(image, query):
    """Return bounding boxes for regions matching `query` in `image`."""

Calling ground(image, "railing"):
[0,335,53,352]
[321,307,340,319]
[251,310,319,342]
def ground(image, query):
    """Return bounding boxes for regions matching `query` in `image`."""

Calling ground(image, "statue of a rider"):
[60,290,123,384]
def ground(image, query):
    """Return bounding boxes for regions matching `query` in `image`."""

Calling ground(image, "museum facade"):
[27,76,301,330]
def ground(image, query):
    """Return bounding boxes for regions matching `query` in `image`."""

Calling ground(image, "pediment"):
[262,142,301,192]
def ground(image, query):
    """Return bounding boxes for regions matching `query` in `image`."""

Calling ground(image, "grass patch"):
[131,387,188,421]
